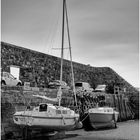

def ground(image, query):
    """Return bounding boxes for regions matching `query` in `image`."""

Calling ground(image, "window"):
[75,83,82,87]
[3,72,8,77]
[62,110,67,114]
[56,110,61,114]
[9,73,15,80]
[39,104,48,112]
[56,110,67,114]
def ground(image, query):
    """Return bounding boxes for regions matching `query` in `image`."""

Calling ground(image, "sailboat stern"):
[13,111,33,126]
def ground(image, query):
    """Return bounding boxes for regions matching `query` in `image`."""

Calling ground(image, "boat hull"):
[82,107,119,130]
[13,115,79,131]
[89,112,118,129]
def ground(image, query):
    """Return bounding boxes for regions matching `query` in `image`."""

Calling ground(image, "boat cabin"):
[33,103,71,115]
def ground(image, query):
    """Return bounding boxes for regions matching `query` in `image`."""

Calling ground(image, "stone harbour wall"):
[1,42,138,95]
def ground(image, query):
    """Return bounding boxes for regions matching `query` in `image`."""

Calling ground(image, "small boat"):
[82,107,119,130]
[13,103,79,131]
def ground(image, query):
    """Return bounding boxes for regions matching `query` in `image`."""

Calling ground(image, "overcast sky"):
[1,0,139,87]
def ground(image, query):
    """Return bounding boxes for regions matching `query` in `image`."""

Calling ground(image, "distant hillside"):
[1,41,138,95]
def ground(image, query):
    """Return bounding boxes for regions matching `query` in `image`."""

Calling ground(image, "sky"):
[1,0,139,87]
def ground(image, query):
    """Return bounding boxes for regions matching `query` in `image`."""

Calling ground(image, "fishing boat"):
[82,107,119,130]
[13,0,79,132]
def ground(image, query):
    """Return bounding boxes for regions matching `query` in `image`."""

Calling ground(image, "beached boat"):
[13,0,79,132]
[13,103,79,131]
[82,107,119,130]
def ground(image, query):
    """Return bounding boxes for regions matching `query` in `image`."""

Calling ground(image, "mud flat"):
[64,120,139,140]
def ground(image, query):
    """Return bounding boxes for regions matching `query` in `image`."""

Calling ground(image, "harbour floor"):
[21,120,139,140]
[63,120,139,140]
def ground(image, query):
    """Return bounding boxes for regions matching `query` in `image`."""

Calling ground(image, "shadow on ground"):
[64,134,79,139]
[63,136,130,140]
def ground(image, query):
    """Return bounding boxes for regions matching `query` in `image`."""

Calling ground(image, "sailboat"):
[13,0,79,131]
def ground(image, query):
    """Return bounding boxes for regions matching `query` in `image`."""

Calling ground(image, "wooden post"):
[113,94,116,109]
[123,99,128,120]
[117,94,122,121]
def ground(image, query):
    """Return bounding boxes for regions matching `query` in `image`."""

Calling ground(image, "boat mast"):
[59,0,77,107]
[58,0,65,107]
[60,0,65,82]
[65,1,77,106]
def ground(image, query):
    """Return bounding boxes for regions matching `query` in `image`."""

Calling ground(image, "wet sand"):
[63,120,139,140]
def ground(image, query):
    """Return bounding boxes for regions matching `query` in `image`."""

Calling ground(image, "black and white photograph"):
[1,0,139,140]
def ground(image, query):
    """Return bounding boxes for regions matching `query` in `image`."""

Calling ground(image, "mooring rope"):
[80,113,89,123]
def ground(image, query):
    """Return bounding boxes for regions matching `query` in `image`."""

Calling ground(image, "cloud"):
[71,0,138,46]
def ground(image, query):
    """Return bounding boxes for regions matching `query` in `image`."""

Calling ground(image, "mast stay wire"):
[47,1,69,60]
[47,2,62,55]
